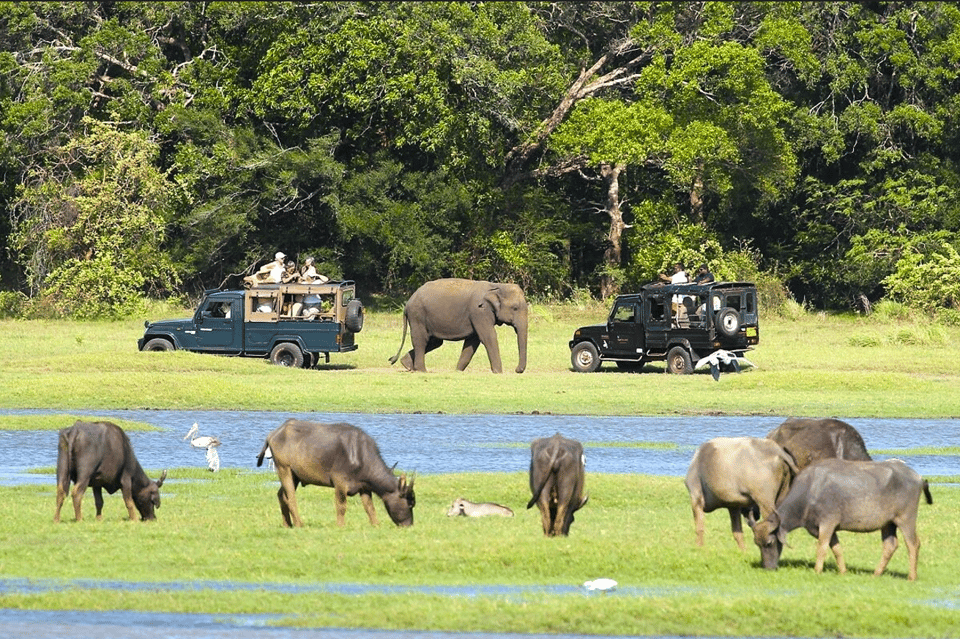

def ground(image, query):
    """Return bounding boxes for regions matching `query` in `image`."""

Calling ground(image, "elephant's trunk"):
[514,316,528,374]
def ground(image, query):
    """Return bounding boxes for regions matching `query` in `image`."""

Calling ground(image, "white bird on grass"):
[695,349,756,381]
[583,578,617,593]
[183,422,222,472]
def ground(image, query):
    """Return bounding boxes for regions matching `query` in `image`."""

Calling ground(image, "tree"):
[11,118,175,318]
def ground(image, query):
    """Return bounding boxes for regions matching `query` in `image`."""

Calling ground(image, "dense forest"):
[1,1,958,319]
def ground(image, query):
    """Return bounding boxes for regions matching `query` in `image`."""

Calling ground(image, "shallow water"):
[1,409,958,483]
[2,409,958,637]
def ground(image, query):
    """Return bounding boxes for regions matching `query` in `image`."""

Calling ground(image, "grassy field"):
[2,470,958,637]
[1,304,960,636]
[1,302,959,417]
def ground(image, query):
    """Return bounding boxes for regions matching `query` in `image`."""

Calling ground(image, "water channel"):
[2,409,958,637]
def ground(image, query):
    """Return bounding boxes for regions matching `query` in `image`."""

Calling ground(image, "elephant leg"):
[456,335,481,371]
[474,324,503,373]
[406,336,443,372]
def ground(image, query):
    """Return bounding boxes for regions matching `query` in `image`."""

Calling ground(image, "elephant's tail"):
[388,311,408,365]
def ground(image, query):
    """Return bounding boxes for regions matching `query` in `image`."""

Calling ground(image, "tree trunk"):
[600,163,626,299]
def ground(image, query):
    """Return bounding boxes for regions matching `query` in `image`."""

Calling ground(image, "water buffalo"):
[753,458,933,580]
[526,433,588,536]
[766,417,872,471]
[446,497,514,517]
[684,437,799,550]
[54,420,167,522]
[257,419,415,528]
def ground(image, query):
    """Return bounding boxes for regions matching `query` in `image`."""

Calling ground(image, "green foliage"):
[0,291,27,318]
[10,118,177,318]
[882,239,960,311]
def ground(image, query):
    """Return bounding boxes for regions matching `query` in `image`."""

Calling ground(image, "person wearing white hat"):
[243,251,288,288]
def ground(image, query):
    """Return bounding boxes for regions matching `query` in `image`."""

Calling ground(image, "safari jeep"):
[568,281,759,374]
[138,281,363,368]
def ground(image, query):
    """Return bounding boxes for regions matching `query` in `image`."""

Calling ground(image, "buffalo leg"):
[874,523,900,578]
[553,502,570,536]
[816,527,845,574]
[899,521,921,581]
[275,467,301,527]
[54,480,71,523]
[690,497,706,546]
[456,336,481,371]
[535,499,552,536]
[728,508,746,551]
[71,480,90,522]
[334,485,349,527]
[360,491,379,526]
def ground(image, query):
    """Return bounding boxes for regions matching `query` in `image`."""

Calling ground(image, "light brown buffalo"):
[685,437,799,550]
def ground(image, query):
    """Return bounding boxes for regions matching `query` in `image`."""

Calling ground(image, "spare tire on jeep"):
[716,307,741,337]
[345,299,364,333]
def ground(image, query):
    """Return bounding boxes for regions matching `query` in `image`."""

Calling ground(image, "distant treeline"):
[1,2,958,318]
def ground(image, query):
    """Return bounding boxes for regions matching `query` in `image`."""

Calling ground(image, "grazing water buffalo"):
[446,497,514,517]
[684,437,799,550]
[54,420,166,522]
[257,419,415,528]
[766,417,872,471]
[753,458,933,580]
[526,433,588,537]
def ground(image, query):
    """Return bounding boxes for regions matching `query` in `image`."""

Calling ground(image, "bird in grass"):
[695,349,756,381]
[183,422,221,472]
[583,578,617,593]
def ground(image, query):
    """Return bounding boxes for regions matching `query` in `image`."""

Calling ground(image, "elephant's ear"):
[483,288,501,314]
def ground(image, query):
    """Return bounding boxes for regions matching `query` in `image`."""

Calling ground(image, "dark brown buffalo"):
[684,437,799,550]
[526,433,588,536]
[257,419,415,528]
[766,417,872,471]
[54,420,167,522]
[754,458,932,580]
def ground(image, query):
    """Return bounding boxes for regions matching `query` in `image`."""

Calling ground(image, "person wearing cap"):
[244,251,287,288]
[300,257,330,284]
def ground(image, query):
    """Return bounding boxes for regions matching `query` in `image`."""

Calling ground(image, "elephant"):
[388,278,528,373]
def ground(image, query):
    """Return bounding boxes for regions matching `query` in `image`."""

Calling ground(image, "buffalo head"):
[134,469,167,521]
[753,511,788,570]
[384,473,416,527]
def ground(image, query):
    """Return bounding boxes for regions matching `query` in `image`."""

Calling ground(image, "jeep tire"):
[143,338,175,352]
[270,342,304,368]
[666,346,693,374]
[716,307,741,337]
[571,341,601,373]
[345,299,364,333]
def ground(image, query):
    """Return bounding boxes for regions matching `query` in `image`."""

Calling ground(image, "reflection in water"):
[1,409,957,482]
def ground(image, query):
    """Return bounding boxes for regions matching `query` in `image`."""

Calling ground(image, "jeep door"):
[606,300,644,358]
[193,298,242,351]
[643,293,670,351]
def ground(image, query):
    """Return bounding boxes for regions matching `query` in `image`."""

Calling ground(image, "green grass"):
[2,472,958,636]
[1,306,960,417]
[3,305,960,635]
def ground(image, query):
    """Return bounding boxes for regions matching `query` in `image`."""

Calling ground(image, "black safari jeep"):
[139,280,363,369]
[569,281,759,374]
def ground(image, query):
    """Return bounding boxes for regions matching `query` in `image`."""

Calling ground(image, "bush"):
[0,291,27,318]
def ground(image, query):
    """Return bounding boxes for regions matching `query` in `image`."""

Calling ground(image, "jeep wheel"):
[571,342,601,373]
[270,343,304,368]
[666,346,693,374]
[345,299,364,333]
[716,307,741,337]
[143,338,175,352]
